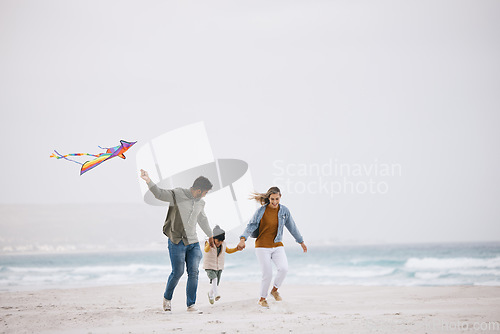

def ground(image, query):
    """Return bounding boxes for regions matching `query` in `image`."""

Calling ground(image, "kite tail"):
[50,150,85,165]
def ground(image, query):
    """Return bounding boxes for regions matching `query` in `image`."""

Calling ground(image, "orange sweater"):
[255,205,284,248]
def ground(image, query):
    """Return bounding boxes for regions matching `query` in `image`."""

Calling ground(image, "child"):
[203,225,240,304]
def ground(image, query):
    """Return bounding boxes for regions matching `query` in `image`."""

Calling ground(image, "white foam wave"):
[72,264,170,274]
[473,281,500,286]
[5,264,169,274]
[297,265,395,278]
[0,264,172,290]
[405,256,500,270]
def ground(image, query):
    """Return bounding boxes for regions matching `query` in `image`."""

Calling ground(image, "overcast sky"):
[1,0,499,246]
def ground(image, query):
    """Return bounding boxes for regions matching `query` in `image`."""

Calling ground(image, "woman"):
[238,187,307,308]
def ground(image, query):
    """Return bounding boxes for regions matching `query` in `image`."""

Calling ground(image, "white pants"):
[208,277,218,299]
[255,247,289,299]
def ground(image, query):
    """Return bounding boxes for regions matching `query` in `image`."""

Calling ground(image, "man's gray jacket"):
[147,181,212,245]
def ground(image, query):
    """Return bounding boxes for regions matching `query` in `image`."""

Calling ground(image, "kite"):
[50,140,137,175]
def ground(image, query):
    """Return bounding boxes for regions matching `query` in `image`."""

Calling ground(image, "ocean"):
[1,242,499,291]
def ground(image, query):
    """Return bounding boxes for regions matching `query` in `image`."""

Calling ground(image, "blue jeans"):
[164,239,202,307]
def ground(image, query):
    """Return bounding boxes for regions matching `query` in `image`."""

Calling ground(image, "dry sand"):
[1,282,499,333]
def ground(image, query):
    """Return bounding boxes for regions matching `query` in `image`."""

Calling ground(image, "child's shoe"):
[208,292,214,305]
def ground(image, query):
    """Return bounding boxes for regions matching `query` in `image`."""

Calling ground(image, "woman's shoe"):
[270,290,282,301]
[258,299,269,308]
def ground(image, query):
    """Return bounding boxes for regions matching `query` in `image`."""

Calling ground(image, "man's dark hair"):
[192,176,213,192]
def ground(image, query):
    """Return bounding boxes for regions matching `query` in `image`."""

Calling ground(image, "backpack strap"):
[162,190,177,237]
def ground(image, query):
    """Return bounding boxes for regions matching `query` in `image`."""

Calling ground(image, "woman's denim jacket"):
[240,204,304,244]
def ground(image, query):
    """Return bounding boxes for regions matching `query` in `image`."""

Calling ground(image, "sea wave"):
[404,256,500,270]
[0,263,172,291]
[296,265,396,278]
[1,244,499,291]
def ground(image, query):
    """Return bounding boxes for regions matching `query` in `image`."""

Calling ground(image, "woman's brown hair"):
[250,186,281,205]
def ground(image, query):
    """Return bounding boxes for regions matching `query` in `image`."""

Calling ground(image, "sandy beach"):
[1,282,499,333]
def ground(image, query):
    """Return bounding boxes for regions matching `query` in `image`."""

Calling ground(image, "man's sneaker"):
[215,295,221,302]
[208,292,214,305]
[258,299,269,308]
[163,298,171,311]
[270,290,282,301]
[187,305,203,314]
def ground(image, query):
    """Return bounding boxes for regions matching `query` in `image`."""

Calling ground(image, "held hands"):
[208,237,215,248]
[140,169,151,183]
[237,238,246,251]
[236,238,305,252]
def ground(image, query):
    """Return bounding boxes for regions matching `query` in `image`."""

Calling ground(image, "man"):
[140,169,215,313]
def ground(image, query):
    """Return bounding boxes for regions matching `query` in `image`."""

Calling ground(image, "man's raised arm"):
[140,169,174,203]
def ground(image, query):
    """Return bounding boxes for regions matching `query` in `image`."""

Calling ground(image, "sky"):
[1,0,499,249]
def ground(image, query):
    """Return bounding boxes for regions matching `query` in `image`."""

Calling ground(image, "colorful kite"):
[50,140,137,175]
